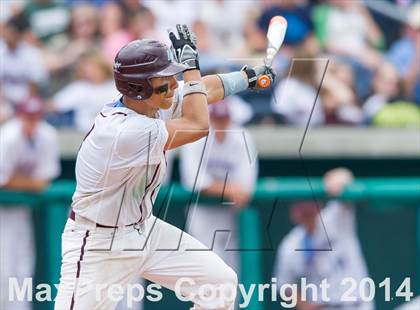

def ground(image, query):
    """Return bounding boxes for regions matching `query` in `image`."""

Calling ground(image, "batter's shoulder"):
[115,116,168,165]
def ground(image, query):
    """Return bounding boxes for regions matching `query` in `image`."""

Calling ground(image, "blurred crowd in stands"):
[1,0,419,130]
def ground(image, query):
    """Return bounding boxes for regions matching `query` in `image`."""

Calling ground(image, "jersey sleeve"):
[114,117,168,167]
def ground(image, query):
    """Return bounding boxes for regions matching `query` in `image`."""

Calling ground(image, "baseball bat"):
[257,16,288,89]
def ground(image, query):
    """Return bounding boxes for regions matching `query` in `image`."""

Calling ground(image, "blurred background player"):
[0,96,60,310]
[46,50,118,131]
[274,168,373,310]
[0,12,48,123]
[180,99,258,271]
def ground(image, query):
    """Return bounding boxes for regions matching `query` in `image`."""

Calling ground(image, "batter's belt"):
[69,209,141,229]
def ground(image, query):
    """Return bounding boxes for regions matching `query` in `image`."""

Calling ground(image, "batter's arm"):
[203,65,276,105]
[165,70,209,150]
[165,25,209,150]
[202,74,244,105]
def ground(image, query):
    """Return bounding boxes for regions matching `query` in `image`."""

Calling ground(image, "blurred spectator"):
[119,0,146,14]
[239,9,268,58]
[191,22,235,73]
[128,6,159,40]
[99,1,133,64]
[313,1,385,99]
[271,49,325,126]
[273,168,373,310]
[47,51,118,132]
[180,100,258,271]
[387,2,420,104]
[0,1,26,24]
[23,0,70,44]
[258,0,314,47]
[42,3,99,92]
[0,96,60,310]
[195,0,256,57]
[366,1,404,48]
[0,93,13,125]
[66,0,109,7]
[0,13,48,111]
[363,63,401,122]
[143,0,199,45]
[321,60,363,125]
[314,1,384,68]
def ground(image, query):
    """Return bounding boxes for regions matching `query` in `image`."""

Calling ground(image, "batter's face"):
[148,76,179,110]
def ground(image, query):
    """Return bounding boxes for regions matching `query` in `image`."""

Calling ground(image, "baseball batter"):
[55,25,275,310]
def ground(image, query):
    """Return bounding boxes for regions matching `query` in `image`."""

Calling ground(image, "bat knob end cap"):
[257,75,271,89]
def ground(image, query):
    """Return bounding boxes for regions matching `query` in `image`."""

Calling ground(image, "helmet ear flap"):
[115,77,153,100]
[128,83,143,94]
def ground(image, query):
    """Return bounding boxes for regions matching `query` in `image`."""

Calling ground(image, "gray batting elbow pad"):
[217,71,248,98]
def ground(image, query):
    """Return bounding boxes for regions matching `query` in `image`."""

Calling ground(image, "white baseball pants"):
[0,207,35,310]
[55,215,237,310]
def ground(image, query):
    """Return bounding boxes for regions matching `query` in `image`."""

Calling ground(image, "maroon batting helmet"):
[113,39,187,100]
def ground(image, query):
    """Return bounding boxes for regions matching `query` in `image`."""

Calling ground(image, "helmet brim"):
[153,62,188,77]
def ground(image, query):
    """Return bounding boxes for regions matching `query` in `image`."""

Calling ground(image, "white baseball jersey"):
[0,40,48,104]
[71,83,185,226]
[274,201,373,310]
[0,119,60,185]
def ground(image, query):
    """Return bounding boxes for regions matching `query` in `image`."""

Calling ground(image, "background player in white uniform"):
[0,96,60,310]
[274,168,374,310]
[0,13,48,122]
[55,25,275,310]
[180,99,258,271]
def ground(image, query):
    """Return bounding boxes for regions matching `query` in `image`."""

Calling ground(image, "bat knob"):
[257,75,271,89]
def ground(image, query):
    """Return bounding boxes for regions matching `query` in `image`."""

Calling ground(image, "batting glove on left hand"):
[241,65,277,90]
[169,24,200,71]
